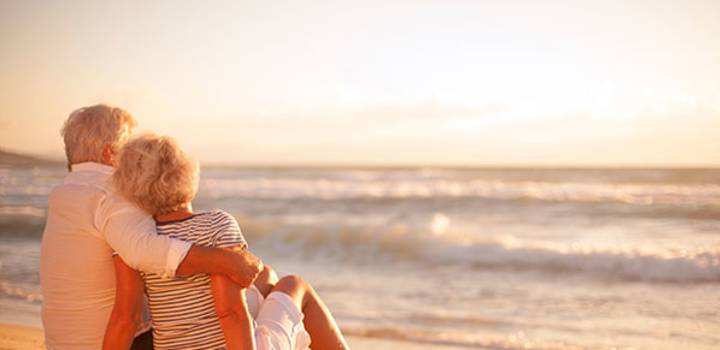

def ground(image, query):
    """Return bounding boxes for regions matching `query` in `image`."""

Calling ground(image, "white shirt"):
[40,162,192,350]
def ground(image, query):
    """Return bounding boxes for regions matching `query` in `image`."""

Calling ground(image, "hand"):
[225,247,263,288]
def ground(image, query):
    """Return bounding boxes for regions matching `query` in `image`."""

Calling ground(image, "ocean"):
[1,165,719,349]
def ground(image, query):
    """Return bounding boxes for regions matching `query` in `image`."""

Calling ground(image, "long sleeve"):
[96,192,191,278]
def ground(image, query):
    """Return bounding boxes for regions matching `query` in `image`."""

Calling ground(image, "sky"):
[1,0,719,166]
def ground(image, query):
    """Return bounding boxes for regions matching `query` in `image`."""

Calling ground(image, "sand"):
[0,324,44,350]
[0,323,474,350]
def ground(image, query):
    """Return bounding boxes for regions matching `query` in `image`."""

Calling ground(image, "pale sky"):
[1,0,719,166]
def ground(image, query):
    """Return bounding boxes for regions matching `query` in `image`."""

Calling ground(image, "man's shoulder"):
[91,178,152,223]
[47,177,111,205]
[100,187,149,216]
[60,167,113,191]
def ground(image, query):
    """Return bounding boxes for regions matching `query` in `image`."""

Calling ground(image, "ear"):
[101,144,115,166]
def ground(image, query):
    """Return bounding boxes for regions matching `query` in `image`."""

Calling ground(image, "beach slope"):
[0,324,473,350]
[0,324,44,350]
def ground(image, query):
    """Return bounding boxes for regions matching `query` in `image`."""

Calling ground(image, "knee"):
[287,274,319,300]
[278,274,307,289]
[272,274,313,308]
[262,264,274,276]
[277,274,317,298]
[259,264,279,284]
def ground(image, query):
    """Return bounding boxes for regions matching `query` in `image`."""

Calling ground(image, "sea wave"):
[0,207,46,238]
[1,206,718,283]
[199,178,720,207]
[0,206,46,218]
[239,218,720,284]
[0,281,42,303]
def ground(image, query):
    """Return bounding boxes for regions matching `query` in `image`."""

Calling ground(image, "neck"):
[154,204,194,223]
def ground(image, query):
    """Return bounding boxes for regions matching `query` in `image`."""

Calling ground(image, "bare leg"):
[271,275,349,350]
[253,264,279,298]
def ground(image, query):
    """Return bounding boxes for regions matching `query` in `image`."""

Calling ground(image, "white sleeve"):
[95,192,191,278]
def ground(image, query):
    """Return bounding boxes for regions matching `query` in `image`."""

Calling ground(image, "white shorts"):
[246,286,312,350]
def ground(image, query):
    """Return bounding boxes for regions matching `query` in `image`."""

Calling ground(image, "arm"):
[99,195,262,286]
[99,195,191,277]
[177,245,263,288]
[211,271,255,350]
[103,256,145,350]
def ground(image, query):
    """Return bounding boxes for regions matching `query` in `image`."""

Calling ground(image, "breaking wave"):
[199,177,720,208]
[239,218,720,284]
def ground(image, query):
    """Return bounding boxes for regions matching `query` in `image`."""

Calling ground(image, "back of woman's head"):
[112,133,199,215]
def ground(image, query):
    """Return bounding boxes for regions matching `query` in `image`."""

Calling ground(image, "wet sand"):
[0,324,44,350]
[0,323,473,350]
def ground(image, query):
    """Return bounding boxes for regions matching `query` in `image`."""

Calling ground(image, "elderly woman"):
[102,134,348,350]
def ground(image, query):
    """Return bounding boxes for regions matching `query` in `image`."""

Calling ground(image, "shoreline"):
[0,323,472,350]
[0,324,44,350]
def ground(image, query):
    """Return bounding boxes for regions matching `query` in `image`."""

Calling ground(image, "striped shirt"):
[142,210,246,350]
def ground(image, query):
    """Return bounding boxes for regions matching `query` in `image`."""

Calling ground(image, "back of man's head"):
[61,104,137,166]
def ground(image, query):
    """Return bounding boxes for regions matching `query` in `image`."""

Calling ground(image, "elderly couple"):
[39,105,349,350]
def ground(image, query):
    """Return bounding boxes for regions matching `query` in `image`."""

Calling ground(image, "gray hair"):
[112,134,199,215]
[61,104,137,165]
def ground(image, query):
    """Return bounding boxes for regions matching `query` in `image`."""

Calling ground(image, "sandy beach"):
[0,323,474,350]
[0,324,44,350]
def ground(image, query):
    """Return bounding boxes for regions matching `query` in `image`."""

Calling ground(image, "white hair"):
[61,104,137,165]
[112,134,199,215]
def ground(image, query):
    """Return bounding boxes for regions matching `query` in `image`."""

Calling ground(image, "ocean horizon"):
[4,147,720,170]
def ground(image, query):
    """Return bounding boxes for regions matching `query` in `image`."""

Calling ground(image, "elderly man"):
[40,105,262,349]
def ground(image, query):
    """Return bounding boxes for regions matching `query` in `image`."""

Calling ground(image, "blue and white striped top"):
[142,209,246,350]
